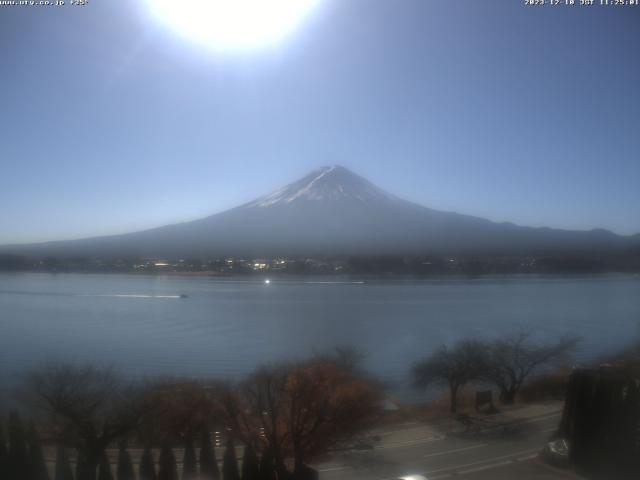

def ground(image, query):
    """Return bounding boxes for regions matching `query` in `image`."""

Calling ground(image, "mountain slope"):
[2,166,638,258]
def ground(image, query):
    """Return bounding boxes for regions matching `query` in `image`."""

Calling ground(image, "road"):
[316,403,579,480]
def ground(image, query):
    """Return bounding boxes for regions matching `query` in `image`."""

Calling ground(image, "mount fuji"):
[2,166,638,259]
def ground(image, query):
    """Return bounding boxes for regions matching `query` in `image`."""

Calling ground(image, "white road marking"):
[376,425,442,437]
[522,412,561,423]
[318,466,347,472]
[319,410,558,478]
[423,443,488,458]
[424,448,541,475]
[459,460,513,474]
[491,412,562,429]
[374,435,445,449]
[324,447,543,479]
[517,453,539,461]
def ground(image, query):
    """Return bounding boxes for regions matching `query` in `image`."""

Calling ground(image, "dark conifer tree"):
[76,451,95,480]
[98,450,114,480]
[199,431,220,480]
[27,422,50,480]
[7,411,28,480]
[240,444,259,480]
[182,439,197,480]
[116,445,135,480]
[139,447,156,480]
[258,449,276,480]
[222,439,240,480]
[157,443,178,480]
[54,445,74,480]
[0,421,8,480]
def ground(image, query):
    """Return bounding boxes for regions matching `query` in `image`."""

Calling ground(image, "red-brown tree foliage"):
[223,360,381,476]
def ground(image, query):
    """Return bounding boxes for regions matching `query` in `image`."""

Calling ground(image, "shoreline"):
[1,269,638,279]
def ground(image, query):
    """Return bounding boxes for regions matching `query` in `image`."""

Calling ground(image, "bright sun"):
[146,0,320,49]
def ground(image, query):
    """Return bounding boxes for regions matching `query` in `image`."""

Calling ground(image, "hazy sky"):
[1,0,639,244]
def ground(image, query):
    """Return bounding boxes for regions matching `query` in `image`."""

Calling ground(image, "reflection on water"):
[1,273,639,401]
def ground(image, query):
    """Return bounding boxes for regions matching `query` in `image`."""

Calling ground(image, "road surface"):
[317,403,579,480]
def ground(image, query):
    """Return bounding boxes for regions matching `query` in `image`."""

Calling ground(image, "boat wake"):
[78,294,182,299]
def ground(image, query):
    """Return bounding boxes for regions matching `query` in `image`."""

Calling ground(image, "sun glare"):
[146,0,320,49]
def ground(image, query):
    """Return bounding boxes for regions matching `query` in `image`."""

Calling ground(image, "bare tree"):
[322,346,367,373]
[601,337,640,377]
[222,366,289,477]
[290,362,382,470]
[139,379,222,443]
[223,360,381,477]
[482,333,579,404]
[412,339,486,413]
[23,364,153,480]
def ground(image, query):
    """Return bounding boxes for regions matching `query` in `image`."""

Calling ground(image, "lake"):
[1,272,639,402]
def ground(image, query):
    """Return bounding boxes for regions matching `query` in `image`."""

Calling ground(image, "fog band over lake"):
[1,273,639,402]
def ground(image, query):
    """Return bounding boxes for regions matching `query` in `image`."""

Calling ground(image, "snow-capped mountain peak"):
[244,165,400,208]
[3,165,635,259]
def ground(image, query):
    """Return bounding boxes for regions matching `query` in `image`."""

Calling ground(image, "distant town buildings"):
[2,252,635,275]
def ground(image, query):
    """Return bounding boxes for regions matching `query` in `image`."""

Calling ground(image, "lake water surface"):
[1,273,639,401]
